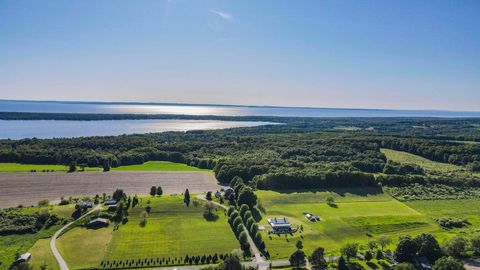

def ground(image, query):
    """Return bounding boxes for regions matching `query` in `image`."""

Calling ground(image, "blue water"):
[0,119,276,139]
[1,100,479,118]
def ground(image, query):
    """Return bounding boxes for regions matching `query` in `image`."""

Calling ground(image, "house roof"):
[269,217,291,226]
[88,218,109,225]
[104,199,117,205]
[18,253,31,262]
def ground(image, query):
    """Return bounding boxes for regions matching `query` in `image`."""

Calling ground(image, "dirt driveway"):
[0,171,222,208]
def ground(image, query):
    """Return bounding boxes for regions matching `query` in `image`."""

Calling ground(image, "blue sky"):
[0,0,479,110]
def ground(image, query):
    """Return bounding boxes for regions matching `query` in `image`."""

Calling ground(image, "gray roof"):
[88,218,109,225]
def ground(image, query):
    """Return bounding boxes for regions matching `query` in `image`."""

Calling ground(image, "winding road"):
[50,204,102,270]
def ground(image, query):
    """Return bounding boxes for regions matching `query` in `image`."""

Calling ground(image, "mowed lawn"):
[57,227,113,269]
[257,189,441,259]
[0,161,209,172]
[103,195,238,262]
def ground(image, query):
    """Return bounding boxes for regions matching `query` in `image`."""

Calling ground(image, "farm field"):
[102,195,238,263]
[257,189,452,260]
[380,148,467,174]
[111,161,211,172]
[0,161,209,173]
[0,171,221,208]
[0,163,100,172]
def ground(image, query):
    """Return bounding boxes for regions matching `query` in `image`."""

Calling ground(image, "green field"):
[257,189,455,259]
[0,161,209,173]
[8,195,236,269]
[380,148,465,173]
[111,161,211,172]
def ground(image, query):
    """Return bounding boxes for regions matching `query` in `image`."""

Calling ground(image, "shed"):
[87,218,109,228]
[104,199,117,205]
[16,253,31,263]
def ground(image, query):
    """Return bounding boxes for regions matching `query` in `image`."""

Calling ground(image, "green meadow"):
[257,189,463,260]
[380,148,467,174]
[0,161,209,173]
[100,196,238,264]
[110,161,211,172]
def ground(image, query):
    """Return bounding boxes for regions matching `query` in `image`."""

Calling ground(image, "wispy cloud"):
[210,9,233,21]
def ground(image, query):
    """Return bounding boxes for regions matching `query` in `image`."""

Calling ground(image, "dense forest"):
[1,115,479,190]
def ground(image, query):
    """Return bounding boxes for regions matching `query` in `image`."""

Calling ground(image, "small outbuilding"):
[304,213,321,222]
[104,199,117,205]
[16,253,31,263]
[81,202,94,208]
[87,218,109,228]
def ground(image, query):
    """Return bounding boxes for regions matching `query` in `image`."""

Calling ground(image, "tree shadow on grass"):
[203,212,219,222]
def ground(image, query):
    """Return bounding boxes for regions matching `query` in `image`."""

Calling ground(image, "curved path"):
[195,195,269,269]
[50,204,102,270]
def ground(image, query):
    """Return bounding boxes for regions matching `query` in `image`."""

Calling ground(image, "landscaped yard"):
[57,227,113,269]
[257,188,453,260]
[100,195,238,265]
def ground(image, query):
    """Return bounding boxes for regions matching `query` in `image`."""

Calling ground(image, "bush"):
[436,217,468,229]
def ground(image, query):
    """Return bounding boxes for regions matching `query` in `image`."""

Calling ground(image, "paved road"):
[50,204,102,270]
[195,195,270,270]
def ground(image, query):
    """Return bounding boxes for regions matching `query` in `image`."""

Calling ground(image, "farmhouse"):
[304,213,321,222]
[268,217,292,233]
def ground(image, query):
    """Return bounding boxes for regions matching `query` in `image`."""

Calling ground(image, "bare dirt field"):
[0,171,223,208]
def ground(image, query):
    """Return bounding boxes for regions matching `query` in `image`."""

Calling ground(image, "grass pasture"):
[257,189,444,259]
[0,161,209,173]
[111,161,211,172]
[380,148,466,174]
[102,195,238,264]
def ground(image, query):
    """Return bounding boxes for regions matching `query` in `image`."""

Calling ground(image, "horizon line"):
[1,98,479,114]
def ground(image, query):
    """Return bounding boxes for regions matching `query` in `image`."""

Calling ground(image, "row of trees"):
[100,253,230,269]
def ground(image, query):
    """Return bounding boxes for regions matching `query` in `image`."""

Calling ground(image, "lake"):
[0,119,275,139]
[2,100,480,118]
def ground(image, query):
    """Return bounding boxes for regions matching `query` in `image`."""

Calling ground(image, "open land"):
[0,161,210,173]
[0,171,221,208]
[256,188,469,260]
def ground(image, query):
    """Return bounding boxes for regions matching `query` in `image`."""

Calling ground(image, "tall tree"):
[289,250,306,269]
[394,237,418,263]
[184,189,191,206]
[237,187,258,208]
[150,186,157,196]
[156,186,163,196]
[310,247,327,270]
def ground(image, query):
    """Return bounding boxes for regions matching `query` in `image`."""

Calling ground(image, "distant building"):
[16,253,31,263]
[413,257,432,270]
[87,218,109,228]
[268,217,292,233]
[215,190,222,198]
[81,202,94,208]
[104,199,117,205]
[304,213,321,222]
